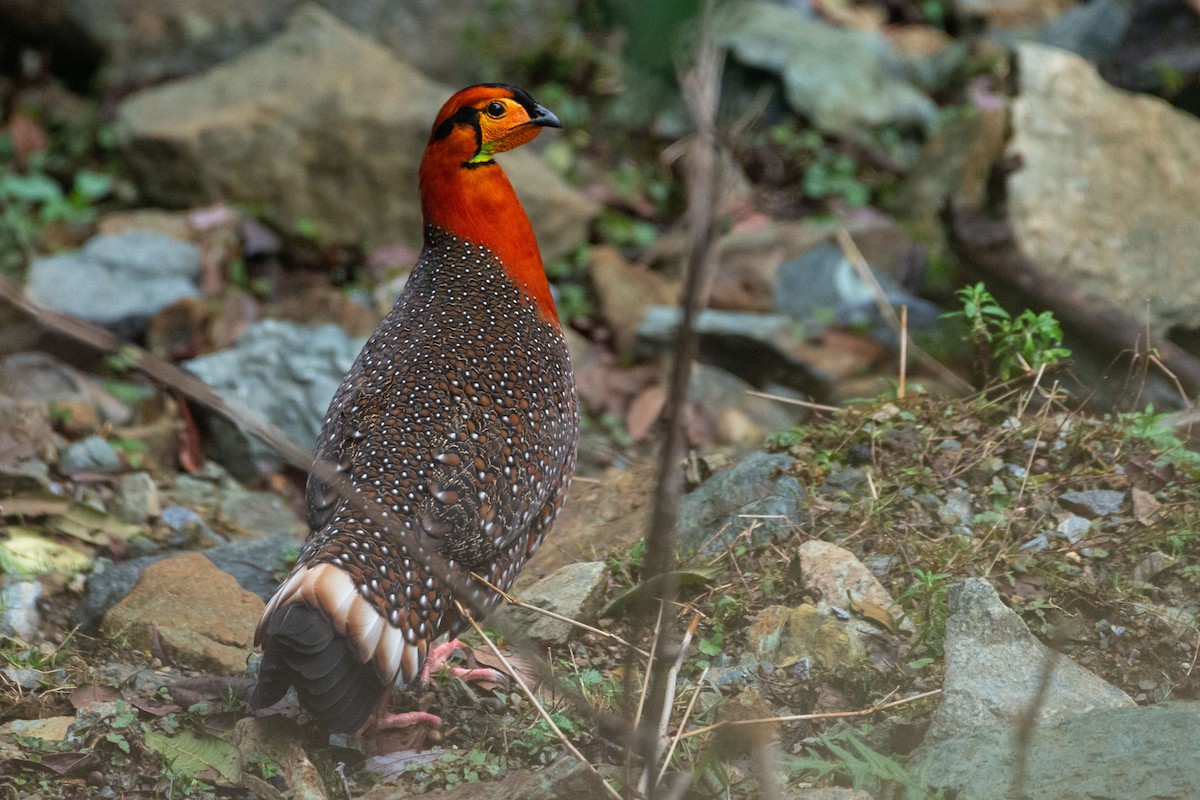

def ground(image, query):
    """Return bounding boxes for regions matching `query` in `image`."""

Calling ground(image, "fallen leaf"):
[1131,488,1162,525]
[364,748,444,782]
[143,730,242,786]
[470,646,538,690]
[0,527,93,575]
[600,566,723,618]
[847,597,899,634]
[0,493,71,518]
[70,684,123,710]
[626,384,667,441]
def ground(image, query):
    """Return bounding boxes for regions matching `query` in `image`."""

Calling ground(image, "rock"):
[588,247,678,359]
[1039,0,1130,62]
[0,396,58,465]
[0,580,42,639]
[637,308,821,395]
[25,231,201,337]
[183,320,363,480]
[1100,0,1200,106]
[361,750,596,800]
[168,462,306,539]
[1007,43,1200,338]
[702,218,835,312]
[0,716,75,744]
[787,789,872,800]
[117,5,596,259]
[954,0,1070,27]
[937,487,974,528]
[774,243,943,346]
[747,603,861,669]
[230,717,327,800]
[58,435,123,475]
[1055,513,1090,543]
[798,540,908,632]
[102,552,265,674]
[924,578,1133,744]
[1058,489,1125,518]
[924,702,1200,800]
[115,472,161,524]
[159,505,221,548]
[73,555,163,632]
[67,0,574,94]
[676,452,806,554]
[493,561,608,645]
[204,533,299,601]
[526,460,654,579]
[719,2,936,137]
[688,364,805,446]
[0,352,132,425]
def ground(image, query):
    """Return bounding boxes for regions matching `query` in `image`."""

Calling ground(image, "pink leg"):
[419,639,507,687]
[372,710,443,731]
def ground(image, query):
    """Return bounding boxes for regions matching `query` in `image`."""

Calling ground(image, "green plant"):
[897,568,952,657]
[785,729,944,798]
[945,283,1071,383]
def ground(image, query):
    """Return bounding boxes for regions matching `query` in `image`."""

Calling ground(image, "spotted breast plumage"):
[251,84,579,735]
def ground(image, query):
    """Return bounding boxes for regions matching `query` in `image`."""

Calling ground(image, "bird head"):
[428,84,562,167]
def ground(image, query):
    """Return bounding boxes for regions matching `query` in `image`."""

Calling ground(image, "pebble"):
[58,435,123,475]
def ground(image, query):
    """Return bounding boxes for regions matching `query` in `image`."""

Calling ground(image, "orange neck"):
[418,148,559,326]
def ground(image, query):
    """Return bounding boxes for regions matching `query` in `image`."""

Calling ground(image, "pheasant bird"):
[251,84,579,735]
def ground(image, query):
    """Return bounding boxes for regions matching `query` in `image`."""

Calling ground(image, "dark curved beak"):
[529,102,562,129]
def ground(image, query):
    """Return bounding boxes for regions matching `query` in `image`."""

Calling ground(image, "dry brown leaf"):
[848,597,899,634]
[70,683,122,710]
[626,384,667,441]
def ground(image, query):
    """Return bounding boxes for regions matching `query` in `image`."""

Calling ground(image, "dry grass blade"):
[744,390,841,413]
[836,229,972,394]
[458,602,622,800]
[473,574,650,658]
[677,688,941,740]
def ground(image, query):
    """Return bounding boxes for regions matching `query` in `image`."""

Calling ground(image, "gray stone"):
[924,703,1200,800]
[204,534,300,602]
[115,472,160,524]
[116,5,596,259]
[1039,0,1129,62]
[937,488,974,527]
[637,307,825,394]
[1007,43,1200,338]
[774,243,942,344]
[677,452,806,553]
[67,0,575,94]
[494,561,608,645]
[925,578,1133,744]
[58,435,123,475]
[0,352,132,425]
[184,319,363,480]
[0,580,42,639]
[1055,514,1091,543]
[159,505,220,548]
[1058,489,1125,518]
[687,364,805,445]
[26,231,200,335]
[718,2,936,137]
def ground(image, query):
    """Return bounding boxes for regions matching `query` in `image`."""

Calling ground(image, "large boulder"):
[61,0,574,92]
[116,5,596,259]
[718,2,936,138]
[1006,43,1200,338]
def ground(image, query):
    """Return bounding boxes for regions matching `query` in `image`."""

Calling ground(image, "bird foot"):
[420,639,507,689]
[373,710,443,731]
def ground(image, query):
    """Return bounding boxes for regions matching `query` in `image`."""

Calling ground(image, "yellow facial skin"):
[470,98,543,163]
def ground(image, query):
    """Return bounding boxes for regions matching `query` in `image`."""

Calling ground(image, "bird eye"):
[485,101,506,118]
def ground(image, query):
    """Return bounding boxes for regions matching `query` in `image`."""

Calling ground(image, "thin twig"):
[474,574,650,658]
[898,304,908,399]
[677,688,941,740]
[743,390,841,413]
[836,229,973,393]
[656,664,709,787]
[459,603,622,800]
